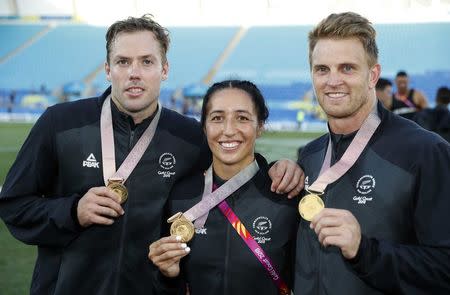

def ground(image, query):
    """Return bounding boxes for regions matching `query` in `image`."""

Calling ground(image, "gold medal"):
[107,179,128,204]
[298,193,324,221]
[168,212,195,243]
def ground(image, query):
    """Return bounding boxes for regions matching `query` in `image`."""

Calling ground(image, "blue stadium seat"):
[0,24,106,90]
[215,26,312,85]
[0,22,449,124]
[0,24,46,58]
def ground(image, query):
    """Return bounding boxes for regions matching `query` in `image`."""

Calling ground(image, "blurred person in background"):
[375,77,392,109]
[149,80,298,295]
[391,70,428,120]
[295,12,450,295]
[7,90,16,113]
[436,86,450,110]
[415,86,450,142]
[0,15,303,295]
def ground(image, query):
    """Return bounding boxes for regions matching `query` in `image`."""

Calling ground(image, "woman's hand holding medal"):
[77,186,125,227]
[148,235,191,278]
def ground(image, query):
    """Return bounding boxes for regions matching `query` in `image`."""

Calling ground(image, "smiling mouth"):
[326,92,347,98]
[126,87,144,94]
[220,141,240,150]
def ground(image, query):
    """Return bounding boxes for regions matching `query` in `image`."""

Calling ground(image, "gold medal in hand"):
[298,192,324,221]
[107,179,128,204]
[168,212,195,243]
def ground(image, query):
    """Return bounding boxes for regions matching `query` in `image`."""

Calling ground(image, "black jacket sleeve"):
[152,270,185,295]
[0,108,82,247]
[349,141,450,294]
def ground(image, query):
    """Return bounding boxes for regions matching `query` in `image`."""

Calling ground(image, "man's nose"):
[326,70,343,87]
[129,62,142,79]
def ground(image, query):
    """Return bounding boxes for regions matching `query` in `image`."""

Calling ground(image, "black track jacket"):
[294,102,450,294]
[155,155,299,295]
[0,87,210,295]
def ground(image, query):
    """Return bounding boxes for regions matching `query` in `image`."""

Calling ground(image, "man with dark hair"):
[430,86,450,142]
[375,77,392,108]
[415,86,450,142]
[436,86,450,106]
[295,12,450,294]
[391,70,428,119]
[0,15,303,295]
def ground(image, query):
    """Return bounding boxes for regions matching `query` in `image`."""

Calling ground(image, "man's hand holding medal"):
[77,186,125,227]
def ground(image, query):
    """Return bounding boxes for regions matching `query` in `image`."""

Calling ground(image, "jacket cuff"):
[347,234,378,276]
[154,271,182,294]
[49,193,84,234]
[70,194,83,231]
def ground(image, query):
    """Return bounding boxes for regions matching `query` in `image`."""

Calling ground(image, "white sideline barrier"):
[0,112,328,132]
[0,112,41,123]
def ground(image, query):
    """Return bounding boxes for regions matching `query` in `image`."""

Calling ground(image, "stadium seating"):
[0,24,105,90]
[215,26,312,85]
[0,24,46,57]
[91,26,239,90]
[0,22,449,125]
[376,23,450,78]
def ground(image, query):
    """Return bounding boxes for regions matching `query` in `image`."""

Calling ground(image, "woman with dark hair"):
[149,80,298,294]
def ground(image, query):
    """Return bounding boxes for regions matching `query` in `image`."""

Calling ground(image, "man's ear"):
[369,63,381,89]
[105,61,111,82]
[161,61,169,81]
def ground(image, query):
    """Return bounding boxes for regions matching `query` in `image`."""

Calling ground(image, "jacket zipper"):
[128,129,135,150]
[317,150,337,295]
[114,125,135,294]
[317,191,330,295]
[317,234,322,295]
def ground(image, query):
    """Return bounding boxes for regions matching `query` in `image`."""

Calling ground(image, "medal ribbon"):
[218,200,290,295]
[100,95,161,185]
[308,105,381,193]
[182,160,259,228]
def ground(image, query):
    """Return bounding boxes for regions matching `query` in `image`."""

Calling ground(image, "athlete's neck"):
[397,88,409,97]
[328,96,376,135]
[111,97,158,125]
[212,156,255,180]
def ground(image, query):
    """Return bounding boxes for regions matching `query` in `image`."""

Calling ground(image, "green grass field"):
[0,122,322,294]
[0,123,36,294]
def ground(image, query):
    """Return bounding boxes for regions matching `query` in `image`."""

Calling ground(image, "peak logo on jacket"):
[82,153,99,168]
[353,175,375,204]
[253,216,272,244]
[195,227,207,235]
[157,152,176,178]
